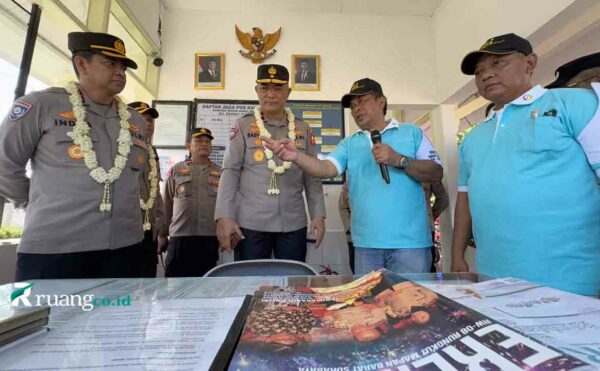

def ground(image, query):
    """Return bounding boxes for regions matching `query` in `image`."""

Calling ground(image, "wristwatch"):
[398,156,410,170]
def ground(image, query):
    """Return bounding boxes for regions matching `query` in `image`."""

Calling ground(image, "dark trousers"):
[138,230,158,278]
[234,227,307,262]
[347,241,355,274]
[15,242,144,281]
[430,232,438,273]
[165,236,219,277]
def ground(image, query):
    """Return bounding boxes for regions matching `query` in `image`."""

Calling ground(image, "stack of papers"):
[0,305,50,347]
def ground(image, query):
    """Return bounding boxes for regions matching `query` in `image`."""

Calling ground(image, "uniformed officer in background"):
[546,52,600,89]
[0,32,147,280]
[128,101,167,277]
[215,64,326,262]
[160,128,221,277]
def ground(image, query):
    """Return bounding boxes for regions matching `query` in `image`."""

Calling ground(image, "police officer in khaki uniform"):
[215,64,326,262]
[128,101,167,277]
[161,128,221,276]
[0,32,148,280]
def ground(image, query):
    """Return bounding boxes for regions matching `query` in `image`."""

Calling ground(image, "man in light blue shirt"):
[451,33,600,296]
[263,78,443,274]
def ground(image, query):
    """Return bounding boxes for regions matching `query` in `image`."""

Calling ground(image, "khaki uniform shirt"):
[339,189,352,243]
[140,145,167,240]
[164,160,220,237]
[214,111,326,232]
[0,86,147,254]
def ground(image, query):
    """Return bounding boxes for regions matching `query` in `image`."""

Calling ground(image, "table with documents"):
[0,273,598,370]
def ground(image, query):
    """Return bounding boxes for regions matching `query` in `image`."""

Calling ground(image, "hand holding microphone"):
[370,130,391,184]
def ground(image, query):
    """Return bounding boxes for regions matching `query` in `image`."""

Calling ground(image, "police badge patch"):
[8,100,33,122]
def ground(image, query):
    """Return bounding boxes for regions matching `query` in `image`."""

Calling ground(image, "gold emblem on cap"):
[351,82,363,91]
[114,40,125,54]
[140,103,148,109]
[480,37,504,50]
[268,65,277,78]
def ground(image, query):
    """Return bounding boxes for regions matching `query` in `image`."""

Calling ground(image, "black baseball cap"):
[191,128,214,140]
[68,32,137,69]
[341,78,384,108]
[461,33,532,75]
[128,101,159,119]
[546,52,600,88]
[256,64,289,84]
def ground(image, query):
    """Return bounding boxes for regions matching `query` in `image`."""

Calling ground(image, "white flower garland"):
[253,106,296,195]
[65,82,132,212]
[140,152,158,231]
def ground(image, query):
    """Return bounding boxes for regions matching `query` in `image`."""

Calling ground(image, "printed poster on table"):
[229,270,589,371]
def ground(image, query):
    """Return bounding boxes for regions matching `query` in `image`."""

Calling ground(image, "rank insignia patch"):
[58,111,76,119]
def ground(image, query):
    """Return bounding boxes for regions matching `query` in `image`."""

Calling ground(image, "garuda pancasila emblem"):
[235,25,281,64]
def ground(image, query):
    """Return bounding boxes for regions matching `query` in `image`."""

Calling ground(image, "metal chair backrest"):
[203,259,319,277]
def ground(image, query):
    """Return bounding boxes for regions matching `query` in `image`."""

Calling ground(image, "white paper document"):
[426,278,600,367]
[0,297,246,370]
[175,276,287,299]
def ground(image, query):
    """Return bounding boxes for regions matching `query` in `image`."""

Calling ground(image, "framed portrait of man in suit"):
[195,53,225,90]
[291,55,320,91]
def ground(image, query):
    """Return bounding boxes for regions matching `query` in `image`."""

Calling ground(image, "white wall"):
[432,0,575,103]
[157,9,438,106]
[122,0,161,47]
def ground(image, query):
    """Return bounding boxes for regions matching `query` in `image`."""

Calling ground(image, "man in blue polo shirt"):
[451,33,600,296]
[262,78,443,274]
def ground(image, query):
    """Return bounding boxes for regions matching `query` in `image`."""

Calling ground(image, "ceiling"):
[161,0,444,17]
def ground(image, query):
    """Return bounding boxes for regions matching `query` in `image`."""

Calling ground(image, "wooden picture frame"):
[194,53,225,90]
[291,55,320,91]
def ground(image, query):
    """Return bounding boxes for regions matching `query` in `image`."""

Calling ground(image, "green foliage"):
[456,126,475,146]
[0,227,23,239]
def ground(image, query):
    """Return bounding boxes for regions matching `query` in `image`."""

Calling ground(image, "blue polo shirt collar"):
[483,85,547,123]
[359,119,400,137]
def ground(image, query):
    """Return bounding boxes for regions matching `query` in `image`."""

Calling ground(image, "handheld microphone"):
[371,130,390,184]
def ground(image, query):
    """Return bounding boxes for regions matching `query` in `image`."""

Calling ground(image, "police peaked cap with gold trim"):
[256,64,289,84]
[461,33,532,75]
[68,32,138,69]
[128,101,159,118]
[191,128,214,140]
[546,52,600,88]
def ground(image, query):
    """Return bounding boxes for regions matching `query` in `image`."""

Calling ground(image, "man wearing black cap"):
[263,78,443,274]
[451,33,600,296]
[215,64,326,262]
[546,52,600,89]
[162,128,221,276]
[128,101,167,277]
[0,32,148,280]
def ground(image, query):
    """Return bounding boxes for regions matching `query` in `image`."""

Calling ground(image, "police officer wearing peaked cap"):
[0,32,149,280]
[215,64,326,262]
[161,128,221,277]
[128,101,167,277]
